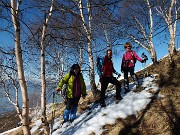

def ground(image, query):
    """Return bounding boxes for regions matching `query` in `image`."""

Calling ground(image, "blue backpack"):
[96,57,104,75]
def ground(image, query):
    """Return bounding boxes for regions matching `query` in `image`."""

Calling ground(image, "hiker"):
[99,49,122,107]
[121,42,145,94]
[56,64,87,123]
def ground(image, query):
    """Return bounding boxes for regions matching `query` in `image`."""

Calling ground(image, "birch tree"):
[133,0,157,63]
[155,0,179,62]
[77,0,96,95]
[2,75,22,121]
[10,0,30,134]
[118,0,157,63]
[40,0,54,134]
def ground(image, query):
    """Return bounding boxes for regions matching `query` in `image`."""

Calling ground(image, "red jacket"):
[121,50,142,68]
[103,56,116,77]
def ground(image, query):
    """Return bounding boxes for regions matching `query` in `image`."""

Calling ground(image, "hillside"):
[1,51,180,135]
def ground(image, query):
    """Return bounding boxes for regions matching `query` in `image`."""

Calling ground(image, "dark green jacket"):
[57,73,86,98]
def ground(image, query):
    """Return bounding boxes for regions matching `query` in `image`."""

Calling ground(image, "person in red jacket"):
[121,42,145,94]
[99,49,122,107]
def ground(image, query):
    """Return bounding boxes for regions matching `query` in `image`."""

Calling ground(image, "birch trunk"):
[132,0,157,63]
[167,0,177,61]
[78,0,96,95]
[79,46,83,70]
[103,24,111,49]
[149,42,157,63]
[40,0,54,134]
[10,0,30,134]
[155,0,177,62]
[3,80,22,121]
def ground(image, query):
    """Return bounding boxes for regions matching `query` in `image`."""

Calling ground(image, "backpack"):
[96,57,104,75]
[61,74,71,104]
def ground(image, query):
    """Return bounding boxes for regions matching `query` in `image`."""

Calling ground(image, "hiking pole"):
[51,91,56,134]
[141,53,148,77]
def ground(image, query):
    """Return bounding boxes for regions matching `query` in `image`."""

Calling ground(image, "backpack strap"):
[132,51,137,66]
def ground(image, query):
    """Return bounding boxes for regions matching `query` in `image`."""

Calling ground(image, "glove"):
[121,65,124,73]
[141,59,146,63]
[121,69,123,73]
[117,73,121,78]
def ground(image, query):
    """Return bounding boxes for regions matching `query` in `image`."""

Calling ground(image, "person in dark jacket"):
[121,42,145,94]
[99,49,122,107]
[56,64,87,123]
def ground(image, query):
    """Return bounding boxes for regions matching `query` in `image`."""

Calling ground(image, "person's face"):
[125,45,131,51]
[107,50,112,58]
[74,67,79,74]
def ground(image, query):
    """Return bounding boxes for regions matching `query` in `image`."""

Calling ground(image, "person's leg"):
[69,97,80,122]
[110,77,122,100]
[123,68,130,93]
[63,98,73,122]
[130,67,139,86]
[100,76,109,107]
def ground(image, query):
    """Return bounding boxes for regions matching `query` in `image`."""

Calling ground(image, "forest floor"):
[0,51,180,135]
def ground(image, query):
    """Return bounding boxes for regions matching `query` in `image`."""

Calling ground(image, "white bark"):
[103,24,111,49]
[40,0,54,134]
[57,51,61,80]
[79,46,83,69]
[78,0,96,94]
[3,76,22,121]
[155,0,178,61]
[10,0,30,134]
[132,0,157,63]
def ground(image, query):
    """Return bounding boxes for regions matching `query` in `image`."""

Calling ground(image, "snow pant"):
[123,66,139,91]
[63,97,80,122]
[100,76,122,103]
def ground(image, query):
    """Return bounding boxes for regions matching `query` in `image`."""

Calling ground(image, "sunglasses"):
[126,46,131,48]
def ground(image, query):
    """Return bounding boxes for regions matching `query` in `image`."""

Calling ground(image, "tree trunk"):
[78,0,97,95]
[155,0,177,62]
[87,34,97,95]
[40,1,54,134]
[10,0,30,134]
[79,46,83,70]
[40,27,49,134]
[149,46,157,63]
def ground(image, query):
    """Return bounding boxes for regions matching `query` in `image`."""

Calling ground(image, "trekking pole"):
[141,53,148,77]
[51,91,56,134]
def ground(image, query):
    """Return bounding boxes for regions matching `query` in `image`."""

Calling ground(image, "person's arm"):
[112,60,121,77]
[56,73,70,91]
[133,51,143,62]
[121,54,125,72]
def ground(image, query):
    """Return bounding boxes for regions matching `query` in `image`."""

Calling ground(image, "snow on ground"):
[1,74,160,135]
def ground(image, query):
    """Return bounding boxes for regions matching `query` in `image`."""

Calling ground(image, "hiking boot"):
[116,96,123,100]
[62,120,67,125]
[100,101,106,107]
[124,89,130,94]
[115,96,123,104]
[70,119,74,123]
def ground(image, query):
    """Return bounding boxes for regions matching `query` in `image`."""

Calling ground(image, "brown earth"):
[0,51,180,135]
